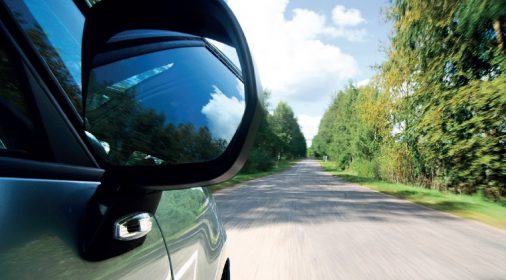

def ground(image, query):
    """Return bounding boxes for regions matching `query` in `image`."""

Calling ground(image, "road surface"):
[214,160,506,280]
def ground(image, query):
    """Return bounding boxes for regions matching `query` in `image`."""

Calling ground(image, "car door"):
[0,1,172,279]
[156,187,228,280]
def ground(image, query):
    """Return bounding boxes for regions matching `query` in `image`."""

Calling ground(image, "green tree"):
[271,101,307,159]
[242,90,279,172]
[312,83,392,176]
[381,0,506,196]
[312,85,360,169]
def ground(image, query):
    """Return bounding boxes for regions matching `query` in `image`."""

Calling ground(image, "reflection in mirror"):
[205,38,241,71]
[85,46,245,166]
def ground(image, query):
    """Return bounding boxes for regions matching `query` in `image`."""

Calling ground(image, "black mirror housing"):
[82,0,261,190]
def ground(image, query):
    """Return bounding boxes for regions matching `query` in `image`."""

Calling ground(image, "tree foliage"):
[271,101,307,159]
[312,84,391,176]
[383,0,506,196]
[313,0,506,199]
[242,91,307,172]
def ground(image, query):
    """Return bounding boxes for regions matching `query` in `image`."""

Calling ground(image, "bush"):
[483,186,502,202]
[378,143,416,184]
[242,148,274,173]
[351,158,380,178]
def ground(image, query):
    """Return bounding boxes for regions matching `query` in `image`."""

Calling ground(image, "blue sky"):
[227,0,392,146]
[286,0,392,83]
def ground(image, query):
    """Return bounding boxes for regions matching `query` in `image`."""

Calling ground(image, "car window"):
[0,36,50,160]
[4,0,84,111]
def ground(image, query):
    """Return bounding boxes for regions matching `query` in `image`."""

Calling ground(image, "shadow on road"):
[213,160,506,280]
[214,161,459,229]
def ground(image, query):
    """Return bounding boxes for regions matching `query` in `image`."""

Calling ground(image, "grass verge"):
[321,161,506,230]
[208,160,298,193]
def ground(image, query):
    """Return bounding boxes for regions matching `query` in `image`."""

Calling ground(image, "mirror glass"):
[206,38,241,71]
[85,44,245,166]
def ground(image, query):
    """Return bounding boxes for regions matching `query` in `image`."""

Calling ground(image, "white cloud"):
[325,27,367,42]
[332,5,366,27]
[226,0,364,145]
[327,5,367,42]
[201,86,245,141]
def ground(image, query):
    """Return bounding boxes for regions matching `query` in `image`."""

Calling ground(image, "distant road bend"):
[214,160,506,280]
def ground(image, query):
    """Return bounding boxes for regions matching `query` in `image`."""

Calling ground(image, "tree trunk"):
[493,19,505,55]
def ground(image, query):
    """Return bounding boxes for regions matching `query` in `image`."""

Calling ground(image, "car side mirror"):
[80,0,260,261]
[81,0,260,190]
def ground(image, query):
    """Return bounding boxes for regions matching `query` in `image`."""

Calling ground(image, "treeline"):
[87,88,226,165]
[243,91,306,172]
[312,0,506,200]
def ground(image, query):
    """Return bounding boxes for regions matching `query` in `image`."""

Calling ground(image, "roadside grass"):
[321,161,506,230]
[208,160,298,192]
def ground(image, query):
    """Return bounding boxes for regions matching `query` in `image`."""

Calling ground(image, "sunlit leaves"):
[316,0,506,199]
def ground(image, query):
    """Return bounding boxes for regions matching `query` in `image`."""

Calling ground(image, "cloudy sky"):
[226,0,392,146]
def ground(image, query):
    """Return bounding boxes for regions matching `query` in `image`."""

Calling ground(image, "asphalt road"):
[213,160,506,280]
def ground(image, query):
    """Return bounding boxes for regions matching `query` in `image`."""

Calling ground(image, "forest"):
[311,0,506,200]
[242,91,307,172]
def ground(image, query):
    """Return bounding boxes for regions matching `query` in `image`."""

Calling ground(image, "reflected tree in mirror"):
[85,46,245,165]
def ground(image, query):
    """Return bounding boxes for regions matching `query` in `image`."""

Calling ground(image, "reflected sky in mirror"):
[86,46,245,165]
[205,38,241,71]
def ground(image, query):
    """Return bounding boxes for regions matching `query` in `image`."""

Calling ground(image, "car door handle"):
[113,212,153,241]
